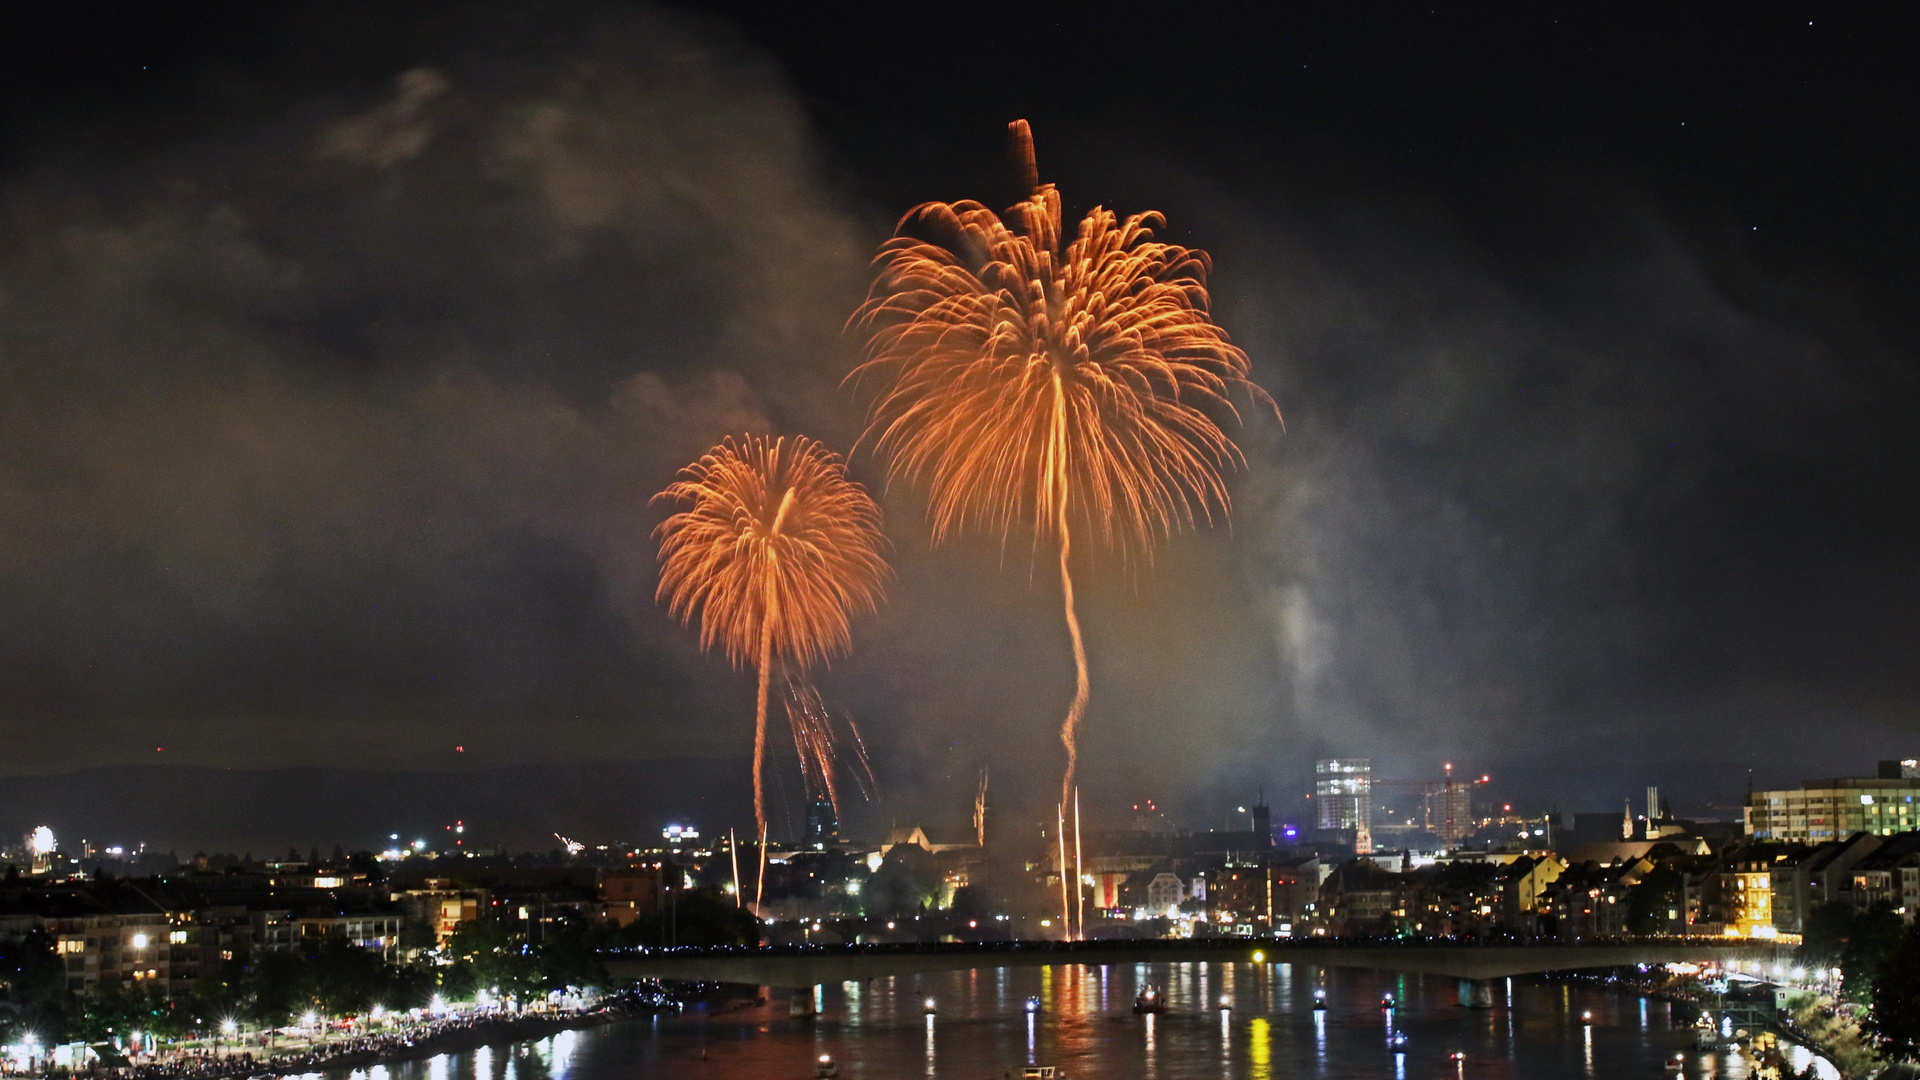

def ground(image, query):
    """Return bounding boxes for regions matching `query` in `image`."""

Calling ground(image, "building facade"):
[1747,777,1920,841]
[1315,759,1372,854]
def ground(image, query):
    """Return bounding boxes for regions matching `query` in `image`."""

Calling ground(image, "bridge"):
[603,938,1778,991]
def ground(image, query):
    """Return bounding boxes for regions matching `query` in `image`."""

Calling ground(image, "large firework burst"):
[852,120,1269,808]
[653,434,889,837]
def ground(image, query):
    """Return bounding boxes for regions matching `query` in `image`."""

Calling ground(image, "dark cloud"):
[0,7,868,777]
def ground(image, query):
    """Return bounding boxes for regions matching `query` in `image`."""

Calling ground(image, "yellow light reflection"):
[1249,1016,1271,1080]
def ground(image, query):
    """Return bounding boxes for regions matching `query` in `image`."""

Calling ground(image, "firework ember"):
[852,120,1270,805]
[653,434,890,837]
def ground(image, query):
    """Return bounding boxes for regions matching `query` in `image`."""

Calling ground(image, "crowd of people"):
[31,990,689,1078]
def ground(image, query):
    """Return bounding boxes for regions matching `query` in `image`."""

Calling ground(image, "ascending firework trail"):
[653,435,890,842]
[851,120,1273,812]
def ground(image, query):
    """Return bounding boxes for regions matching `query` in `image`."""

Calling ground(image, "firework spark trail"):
[851,120,1271,806]
[653,434,889,838]
[781,674,876,816]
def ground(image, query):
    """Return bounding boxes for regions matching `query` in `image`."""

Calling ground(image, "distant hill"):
[0,759,755,857]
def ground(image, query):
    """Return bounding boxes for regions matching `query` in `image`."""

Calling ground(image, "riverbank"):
[52,988,753,1080]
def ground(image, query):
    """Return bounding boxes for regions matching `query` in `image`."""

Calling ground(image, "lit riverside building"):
[1746,760,1920,841]
[1315,758,1372,854]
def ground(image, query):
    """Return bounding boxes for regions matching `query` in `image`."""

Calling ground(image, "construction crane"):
[1372,763,1490,848]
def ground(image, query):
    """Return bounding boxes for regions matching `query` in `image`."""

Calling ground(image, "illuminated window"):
[168,931,189,944]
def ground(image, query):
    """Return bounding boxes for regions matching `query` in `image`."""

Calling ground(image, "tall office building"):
[1315,759,1372,854]
[1425,783,1474,847]
[804,795,839,848]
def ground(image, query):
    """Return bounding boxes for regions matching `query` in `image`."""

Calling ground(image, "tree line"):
[0,890,756,1048]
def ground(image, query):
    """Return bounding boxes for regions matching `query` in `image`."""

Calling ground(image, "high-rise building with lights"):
[1315,759,1372,854]
[805,795,839,848]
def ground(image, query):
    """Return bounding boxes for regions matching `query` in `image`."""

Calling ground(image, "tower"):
[804,796,838,848]
[1315,759,1372,853]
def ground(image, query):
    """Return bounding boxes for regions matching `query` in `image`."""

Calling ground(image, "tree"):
[1867,924,1920,1060]
[1800,902,1856,970]
[246,949,309,1029]
[442,919,537,1001]
[610,889,757,950]
[866,846,942,918]
[305,937,389,1017]
[1844,905,1908,1003]
[0,931,66,1045]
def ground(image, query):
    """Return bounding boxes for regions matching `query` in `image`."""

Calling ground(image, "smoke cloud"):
[1,5,1915,846]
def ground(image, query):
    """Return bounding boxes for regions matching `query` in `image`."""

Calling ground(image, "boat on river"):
[1132,986,1168,1014]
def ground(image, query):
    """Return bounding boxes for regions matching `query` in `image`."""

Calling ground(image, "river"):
[300,963,1839,1079]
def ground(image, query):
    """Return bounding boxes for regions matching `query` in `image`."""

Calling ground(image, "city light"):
[28,826,54,855]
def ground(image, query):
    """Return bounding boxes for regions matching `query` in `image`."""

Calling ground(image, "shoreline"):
[166,995,750,1079]
[269,1012,619,1075]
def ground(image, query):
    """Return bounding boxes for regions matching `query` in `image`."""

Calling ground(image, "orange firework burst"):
[653,434,889,837]
[852,120,1270,808]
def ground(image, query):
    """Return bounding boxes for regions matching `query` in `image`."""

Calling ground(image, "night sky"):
[0,2,1915,840]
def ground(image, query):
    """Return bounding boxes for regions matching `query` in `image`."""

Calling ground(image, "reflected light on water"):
[297,963,1782,1079]
[550,1029,579,1079]
[1218,1005,1231,1076]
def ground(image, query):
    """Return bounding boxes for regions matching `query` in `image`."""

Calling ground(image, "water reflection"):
[301,965,1786,1079]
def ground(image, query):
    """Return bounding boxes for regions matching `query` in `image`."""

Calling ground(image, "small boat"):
[1312,989,1329,1010]
[923,997,938,1015]
[1024,996,1041,1014]
[1387,1031,1409,1049]
[1015,1068,1064,1079]
[1132,986,1168,1014]
[1380,993,1396,1010]
[814,1054,839,1078]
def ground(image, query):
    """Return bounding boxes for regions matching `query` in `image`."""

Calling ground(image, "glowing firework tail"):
[654,434,890,838]
[1056,803,1071,941]
[782,674,877,817]
[1074,788,1085,939]
[729,828,741,909]
[852,120,1271,806]
[974,767,989,847]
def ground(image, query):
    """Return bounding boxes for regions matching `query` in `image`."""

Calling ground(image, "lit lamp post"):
[219,1019,236,1059]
